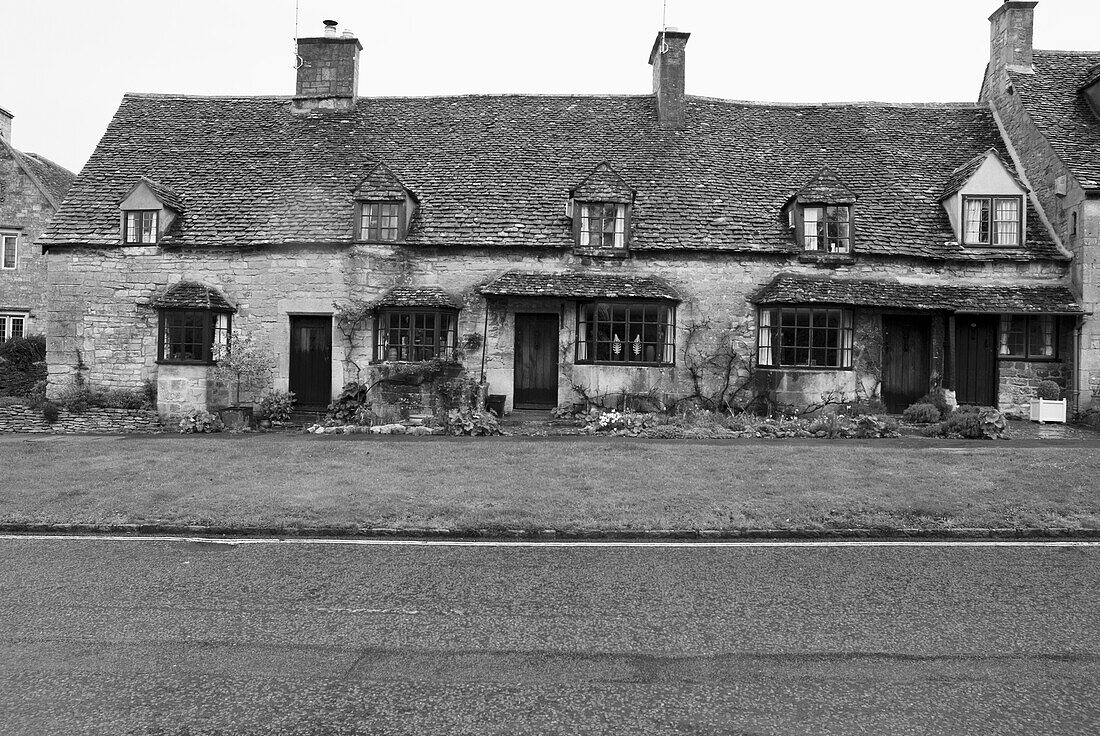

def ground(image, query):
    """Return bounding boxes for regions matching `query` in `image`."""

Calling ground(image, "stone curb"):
[1,522,1098,541]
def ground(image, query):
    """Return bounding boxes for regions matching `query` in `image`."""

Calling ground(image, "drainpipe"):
[1073,316,1084,416]
[478,299,490,410]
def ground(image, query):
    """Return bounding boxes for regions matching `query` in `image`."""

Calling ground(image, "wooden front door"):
[289,316,332,408]
[514,313,559,408]
[882,315,931,414]
[955,316,998,407]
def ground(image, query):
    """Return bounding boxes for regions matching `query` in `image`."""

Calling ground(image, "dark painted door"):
[514,313,559,408]
[289,316,332,408]
[882,315,931,414]
[955,316,998,407]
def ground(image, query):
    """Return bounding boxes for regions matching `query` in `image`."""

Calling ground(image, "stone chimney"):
[292,20,363,112]
[989,1,1038,72]
[648,29,690,130]
[0,105,12,143]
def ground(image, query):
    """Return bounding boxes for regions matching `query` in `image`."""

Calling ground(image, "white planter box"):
[1029,398,1067,423]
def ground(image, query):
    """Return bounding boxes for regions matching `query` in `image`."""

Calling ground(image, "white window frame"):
[1,232,17,270]
[0,313,28,342]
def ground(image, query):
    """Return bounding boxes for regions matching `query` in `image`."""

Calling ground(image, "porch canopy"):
[479,270,680,301]
[370,285,461,310]
[751,274,1087,314]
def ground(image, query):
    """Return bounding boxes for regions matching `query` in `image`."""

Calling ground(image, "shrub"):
[98,388,148,409]
[912,390,949,418]
[178,408,224,433]
[259,390,296,422]
[41,401,60,423]
[902,402,941,424]
[326,381,372,424]
[444,407,503,436]
[0,334,48,397]
[143,379,158,408]
[1036,380,1062,401]
[926,406,1007,440]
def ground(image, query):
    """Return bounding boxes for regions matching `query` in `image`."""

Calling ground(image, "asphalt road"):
[1,537,1098,735]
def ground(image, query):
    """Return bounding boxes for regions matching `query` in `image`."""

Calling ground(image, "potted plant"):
[1030,379,1067,423]
[213,330,276,428]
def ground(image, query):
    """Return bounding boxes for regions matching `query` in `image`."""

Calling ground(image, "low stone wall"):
[998,360,1070,417]
[0,404,163,434]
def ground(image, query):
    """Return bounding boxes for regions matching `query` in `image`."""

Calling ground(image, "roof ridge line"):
[689,96,986,109]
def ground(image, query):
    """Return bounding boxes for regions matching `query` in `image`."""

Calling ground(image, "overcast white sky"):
[2,0,1099,174]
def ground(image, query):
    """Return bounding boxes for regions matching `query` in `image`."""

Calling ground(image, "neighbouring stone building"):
[0,106,75,343]
[37,6,1099,420]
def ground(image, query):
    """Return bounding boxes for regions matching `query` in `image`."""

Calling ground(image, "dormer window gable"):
[784,168,857,255]
[569,162,635,254]
[352,162,417,243]
[118,177,183,245]
[939,149,1028,247]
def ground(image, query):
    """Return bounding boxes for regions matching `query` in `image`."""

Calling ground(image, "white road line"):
[0,535,1097,548]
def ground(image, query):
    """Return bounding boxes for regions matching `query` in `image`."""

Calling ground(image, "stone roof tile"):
[480,271,680,300]
[752,273,1086,314]
[151,281,235,311]
[39,93,1061,261]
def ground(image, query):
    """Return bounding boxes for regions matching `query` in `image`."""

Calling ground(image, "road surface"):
[2,537,1098,734]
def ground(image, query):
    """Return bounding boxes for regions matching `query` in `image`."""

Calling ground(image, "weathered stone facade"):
[45,240,1073,418]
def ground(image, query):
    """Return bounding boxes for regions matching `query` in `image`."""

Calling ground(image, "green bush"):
[259,390,296,422]
[0,334,48,397]
[925,406,1007,440]
[1036,380,1062,401]
[41,401,60,423]
[326,381,372,424]
[178,408,224,433]
[444,407,503,436]
[914,390,949,418]
[903,402,941,424]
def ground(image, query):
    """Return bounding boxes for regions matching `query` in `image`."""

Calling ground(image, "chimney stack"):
[989,1,1038,72]
[292,20,363,112]
[0,105,12,143]
[648,29,690,130]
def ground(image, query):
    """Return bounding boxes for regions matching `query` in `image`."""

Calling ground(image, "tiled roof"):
[480,270,680,300]
[132,176,185,211]
[151,281,236,311]
[372,285,459,309]
[353,163,413,201]
[752,273,1086,314]
[790,168,857,205]
[39,93,1061,261]
[571,162,634,203]
[937,149,1026,200]
[1009,50,1100,189]
[1,142,75,209]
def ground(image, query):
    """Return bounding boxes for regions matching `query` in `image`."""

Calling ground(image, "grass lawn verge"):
[2,435,1098,534]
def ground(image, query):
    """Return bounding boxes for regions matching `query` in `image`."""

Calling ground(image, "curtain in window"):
[757,309,773,365]
[964,199,986,243]
[1028,315,1055,358]
[839,310,854,367]
[994,198,1019,245]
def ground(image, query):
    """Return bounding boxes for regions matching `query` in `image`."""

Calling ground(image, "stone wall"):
[0,404,162,433]
[983,63,1099,412]
[45,241,1074,416]
[0,145,57,335]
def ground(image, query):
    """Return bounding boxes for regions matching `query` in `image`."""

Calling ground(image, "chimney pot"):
[323,19,338,37]
[341,28,354,39]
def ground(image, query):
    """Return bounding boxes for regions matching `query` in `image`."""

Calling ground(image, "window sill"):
[961,242,1023,248]
[798,252,855,266]
[998,355,1060,363]
[573,247,630,259]
[156,360,216,366]
[757,365,854,372]
[574,361,674,368]
[353,239,405,245]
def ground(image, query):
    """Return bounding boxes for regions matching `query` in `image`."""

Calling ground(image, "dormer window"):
[358,201,404,242]
[800,205,851,253]
[963,196,1021,246]
[124,210,159,244]
[580,203,627,249]
[570,162,635,254]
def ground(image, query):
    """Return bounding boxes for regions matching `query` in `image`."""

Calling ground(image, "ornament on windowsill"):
[612,333,622,356]
[632,334,642,356]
